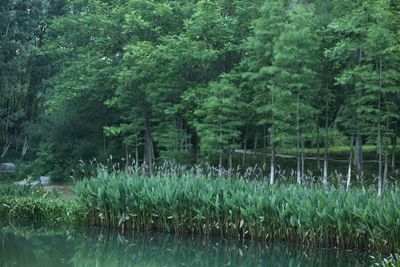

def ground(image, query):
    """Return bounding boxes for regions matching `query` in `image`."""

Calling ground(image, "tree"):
[240,0,287,183]
[268,4,321,184]
[194,78,244,168]
[0,0,55,159]
[328,0,375,179]
[362,0,399,195]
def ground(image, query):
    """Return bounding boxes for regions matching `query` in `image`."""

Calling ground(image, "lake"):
[0,226,373,267]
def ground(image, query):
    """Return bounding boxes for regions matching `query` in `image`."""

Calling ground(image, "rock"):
[15,180,28,186]
[0,163,16,173]
[40,176,51,186]
[30,181,40,187]
[15,180,40,187]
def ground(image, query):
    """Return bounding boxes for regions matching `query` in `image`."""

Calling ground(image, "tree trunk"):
[192,131,200,163]
[323,96,329,186]
[253,130,258,152]
[355,133,363,180]
[355,48,364,181]
[316,125,320,170]
[346,136,354,191]
[392,137,396,173]
[125,145,129,172]
[219,124,223,168]
[135,135,139,173]
[296,91,301,185]
[242,128,248,166]
[270,92,276,185]
[301,136,305,180]
[144,112,155,170]
[179,120,184,152]
[270,128,275,185]
[384,148,388,194]
[21,137,28,160]
[15,136,19,152]
[378,126,383,197]
[1,139,12,159]
[228,150,233,170]
[263,126,267,164]
[377,58,383,197]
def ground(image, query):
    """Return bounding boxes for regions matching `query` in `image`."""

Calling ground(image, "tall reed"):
[75,171,400,251]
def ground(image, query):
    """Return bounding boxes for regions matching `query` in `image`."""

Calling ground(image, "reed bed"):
[0,195,83,225]
[75,171,400,251]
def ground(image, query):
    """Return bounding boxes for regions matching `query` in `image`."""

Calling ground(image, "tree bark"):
[125,145,129,172]
[270,129,275,185]
[192,131,200,163]
[378,124,382,197]
[135,135,139,173]
[228,149,233,170]
[355,48,364,180]
[384,147,388,194]
[346,135,354,191]
[323,96,329,186]
[355,133,363,180]
[301,136,305,180]
[392,137,396,173]
[253,130,258,151]
[219,124,223,168]
[144,112,155,170]
[242,128,248,166]
[1,139,12,159]
[316,125,320,170]
[377,58,383,197]
[296,91,301,185]
[270,92,276,185]
[263,126,267,164]
[21,137,28,160]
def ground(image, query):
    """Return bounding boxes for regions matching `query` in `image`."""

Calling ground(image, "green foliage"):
[1,0,399,184]
[75,171,400,251]
[0,183,43,197]
[0,195,84,225]
[267,4,321,146]
[193,78,244,160]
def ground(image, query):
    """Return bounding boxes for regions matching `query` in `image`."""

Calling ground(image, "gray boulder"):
[0,163,16,173]
[30,180,41,187]
[40,176,51,186]
[15,180,40,187]
[15,180,28,186]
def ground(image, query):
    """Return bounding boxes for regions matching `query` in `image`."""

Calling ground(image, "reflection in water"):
[0,227,371,267]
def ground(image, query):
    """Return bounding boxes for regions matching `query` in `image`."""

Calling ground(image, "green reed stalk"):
[74,171,400,251]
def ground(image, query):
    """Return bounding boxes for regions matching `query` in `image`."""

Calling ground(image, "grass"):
[0,195,84,225]
[74,171,400,251]
[0,183,84,226]
[0,183,41,196]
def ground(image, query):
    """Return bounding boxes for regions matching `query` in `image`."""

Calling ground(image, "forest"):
[1,0,400,192]
[2,1,400,264]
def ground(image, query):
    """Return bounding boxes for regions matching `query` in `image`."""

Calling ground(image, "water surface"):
[0,226,372,267]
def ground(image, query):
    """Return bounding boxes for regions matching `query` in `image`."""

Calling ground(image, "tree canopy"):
[1,0,399,188]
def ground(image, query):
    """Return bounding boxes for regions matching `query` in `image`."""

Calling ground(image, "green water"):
[0,227,372,267]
